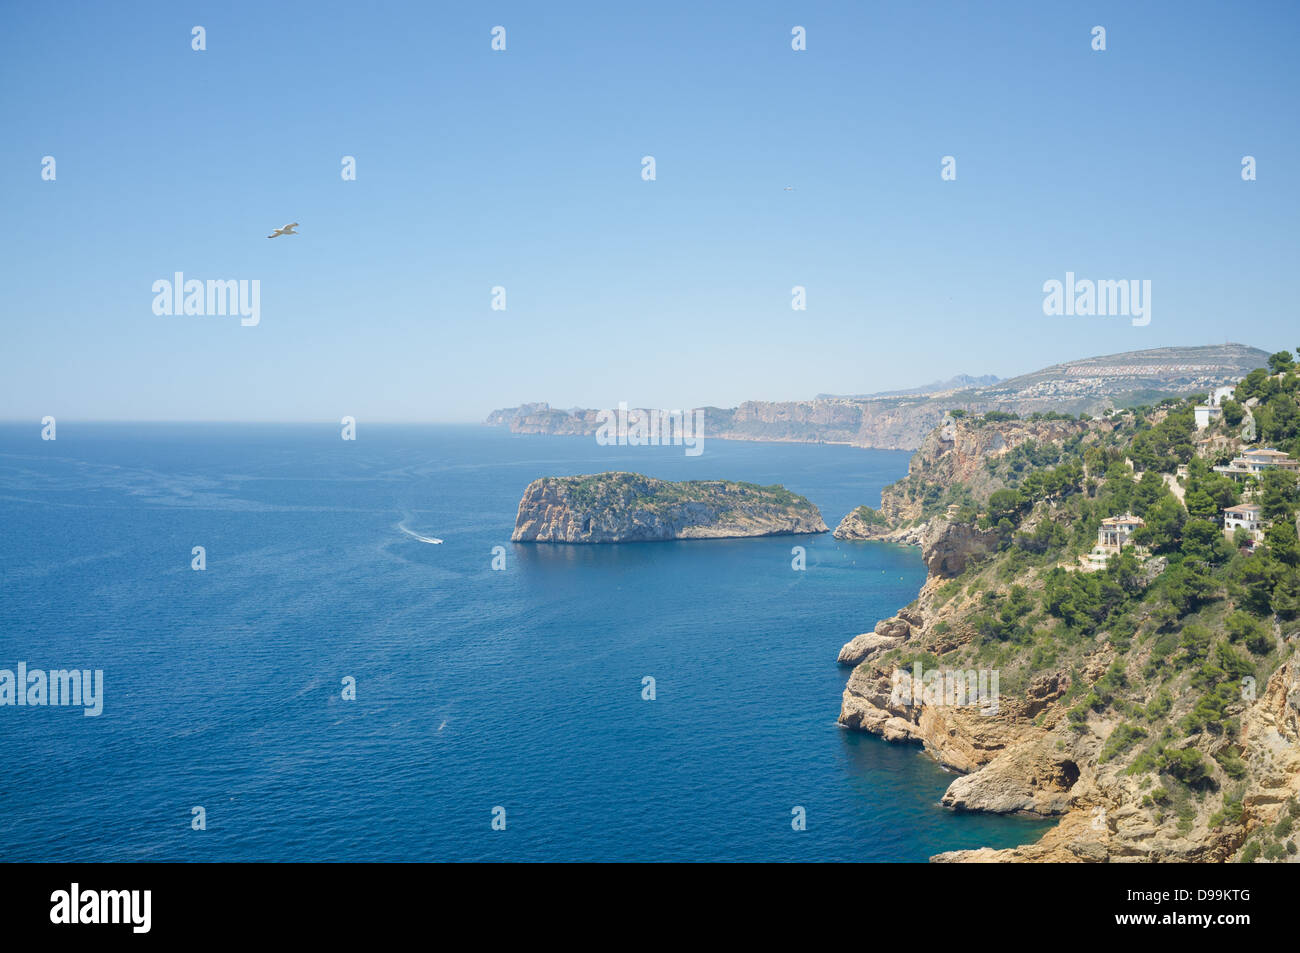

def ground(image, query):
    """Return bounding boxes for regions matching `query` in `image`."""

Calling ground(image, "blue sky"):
[2,1,1297,422]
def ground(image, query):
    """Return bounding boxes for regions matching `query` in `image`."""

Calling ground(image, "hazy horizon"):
[0,337,1282,425]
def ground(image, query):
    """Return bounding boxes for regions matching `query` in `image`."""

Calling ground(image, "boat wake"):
[397,520,443,544]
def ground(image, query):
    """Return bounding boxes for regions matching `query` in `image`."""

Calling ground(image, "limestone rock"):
[511,472,827,543]
[921,518,1000,577]
[836,631,902,666]
[836,616,913,665]
[832,507,924,544]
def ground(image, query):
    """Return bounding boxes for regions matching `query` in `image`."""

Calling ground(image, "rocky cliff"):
[838,572,1088,809]
[832,392,1300,863]
[833,507,923,545]
[839,545,1300,862]
[510,472,828,543]
[835,390,1300,863]
[833,412,1102,543]
[932,658,1300,862]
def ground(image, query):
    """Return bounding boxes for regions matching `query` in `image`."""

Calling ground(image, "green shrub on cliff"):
[850,505,888,526]
[1100,722,1147,763]
[1159,748,1211,787]
[842,389,1300,836]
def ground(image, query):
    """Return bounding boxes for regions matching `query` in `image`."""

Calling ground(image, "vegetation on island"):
[558,472,804,512]
[511,471,827,543]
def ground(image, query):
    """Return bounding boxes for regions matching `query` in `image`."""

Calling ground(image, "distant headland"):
[486,344,1270,452]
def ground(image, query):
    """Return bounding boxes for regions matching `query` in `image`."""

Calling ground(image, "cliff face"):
[726,399,948,449]
[838,561,1300,862]
[835,397,1300,863]
[510,472,827,543]
[921,519,1001,577]
[832,507,921,544]
[931,658,1300,862]
[890,415,1094,525]
[838,572,1087,811]
[492,399,941,449]
[833,413,1101,542]
[502,405,599,435]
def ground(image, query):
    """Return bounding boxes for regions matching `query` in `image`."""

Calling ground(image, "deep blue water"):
[0,423,1050,861]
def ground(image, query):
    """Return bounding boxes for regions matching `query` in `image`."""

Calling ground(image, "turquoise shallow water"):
[0,423,1051,860]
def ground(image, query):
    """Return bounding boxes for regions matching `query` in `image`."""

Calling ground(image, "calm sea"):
[0,423,1049,861]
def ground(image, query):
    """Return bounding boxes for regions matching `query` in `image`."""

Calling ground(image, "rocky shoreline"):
[830,410,1300,863]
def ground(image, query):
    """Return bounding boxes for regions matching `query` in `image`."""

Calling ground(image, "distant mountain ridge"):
[486,344,1271,451]
[817,373,1001,400]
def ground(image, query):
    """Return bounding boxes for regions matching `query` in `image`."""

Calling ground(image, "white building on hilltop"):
[1194,385,1236,431]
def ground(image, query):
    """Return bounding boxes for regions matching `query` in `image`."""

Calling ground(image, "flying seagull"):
[267,222,300,238]
[783,186,795,191]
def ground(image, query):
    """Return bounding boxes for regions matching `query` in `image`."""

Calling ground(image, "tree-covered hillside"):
[844,352,1300,861]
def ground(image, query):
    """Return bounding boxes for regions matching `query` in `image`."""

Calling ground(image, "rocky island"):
[511,472,828,543]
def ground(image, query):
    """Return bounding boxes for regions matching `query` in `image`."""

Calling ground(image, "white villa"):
[1081,514,1145,570]
[1213,447,1300,479]
[1099,514,1144,548]
[1223,503,1263,546]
